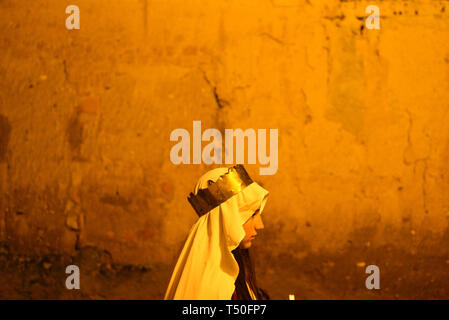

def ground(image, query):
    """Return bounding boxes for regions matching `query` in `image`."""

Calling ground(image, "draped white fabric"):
[164,168,269,300]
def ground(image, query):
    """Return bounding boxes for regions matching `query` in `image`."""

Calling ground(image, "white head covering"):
[164,167,269,300]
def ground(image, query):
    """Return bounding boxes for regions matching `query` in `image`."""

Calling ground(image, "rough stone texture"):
[0,0,449,299]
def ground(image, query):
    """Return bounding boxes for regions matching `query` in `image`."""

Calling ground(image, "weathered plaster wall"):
[0,0,448,299]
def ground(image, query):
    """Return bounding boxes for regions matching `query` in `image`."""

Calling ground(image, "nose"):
[254,214,264,230]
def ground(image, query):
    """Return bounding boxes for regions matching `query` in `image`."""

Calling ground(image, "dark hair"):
[231,247,270,300]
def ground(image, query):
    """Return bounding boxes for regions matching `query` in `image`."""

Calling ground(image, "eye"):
[252,209,260,217]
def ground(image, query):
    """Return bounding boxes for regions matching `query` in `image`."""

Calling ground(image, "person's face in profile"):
[240,209,264,249]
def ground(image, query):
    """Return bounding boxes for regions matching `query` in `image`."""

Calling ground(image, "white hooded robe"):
[164,167,269,300]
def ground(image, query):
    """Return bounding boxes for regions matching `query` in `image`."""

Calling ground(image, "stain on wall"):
[0,115,11,162]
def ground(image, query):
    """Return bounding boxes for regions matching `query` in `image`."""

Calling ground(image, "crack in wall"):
[422,160,429,215]
[403,109,430,214]
[320,18,333,91]
[63,60,69,83]
[304,46,315,71]
[259,32,287,45]
[199,68,229,109]
[413,158,430,215]
[197,68,228,142]
[324,14,346,21]
[403,108,413,166]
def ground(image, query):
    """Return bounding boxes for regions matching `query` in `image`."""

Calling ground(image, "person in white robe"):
[164,165,269,300]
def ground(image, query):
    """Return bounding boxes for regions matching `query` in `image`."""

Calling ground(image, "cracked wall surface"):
[0,0,449,299]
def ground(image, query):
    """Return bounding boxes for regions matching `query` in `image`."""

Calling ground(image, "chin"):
[243,241,252,249]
